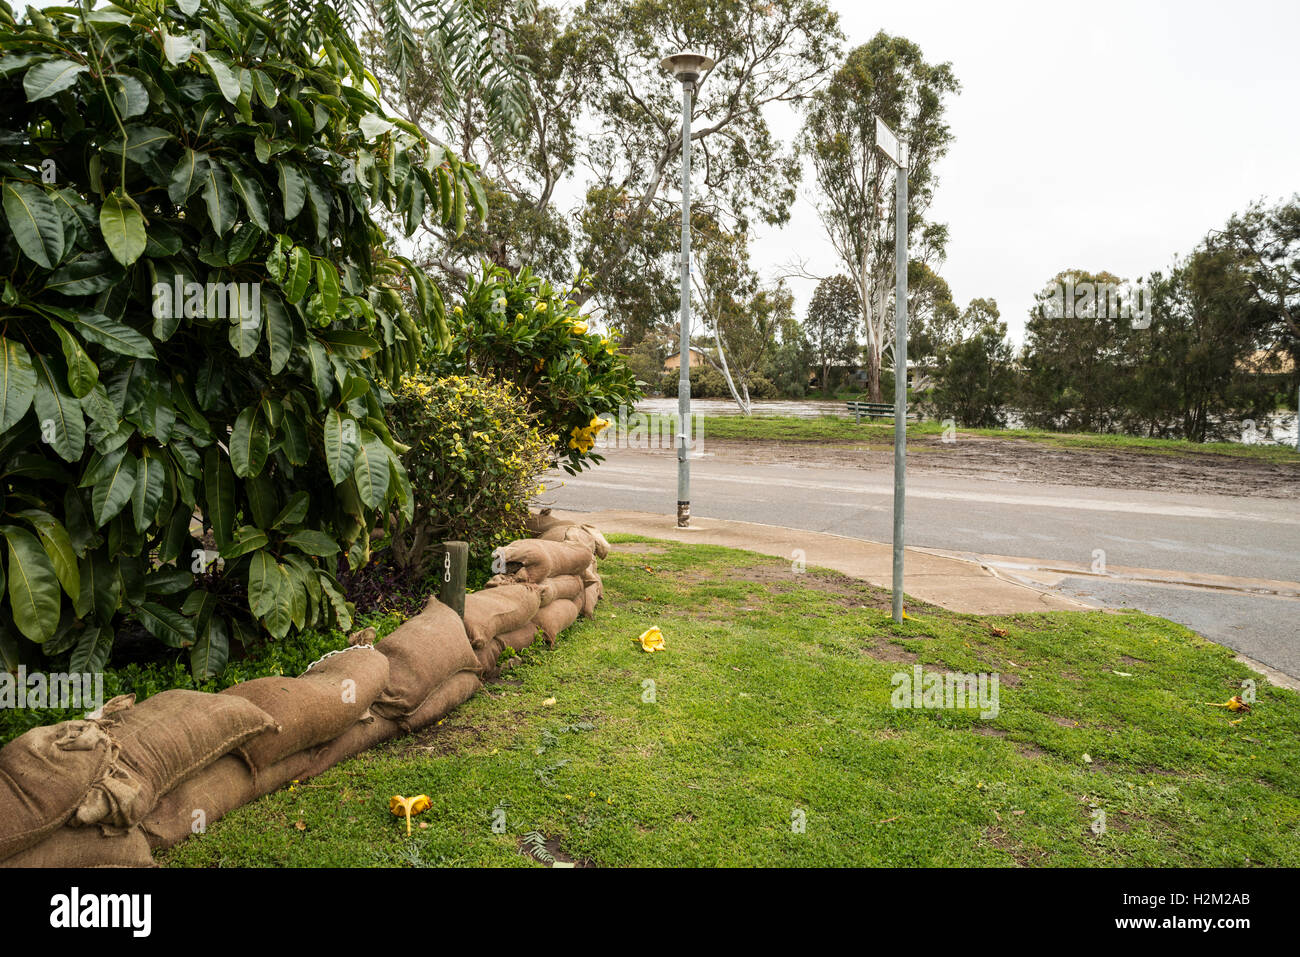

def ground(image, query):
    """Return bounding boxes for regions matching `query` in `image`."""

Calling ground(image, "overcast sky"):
[30,0,1296,345]
[753,0,1300,344]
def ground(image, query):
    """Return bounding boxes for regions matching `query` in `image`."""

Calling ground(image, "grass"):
[699,413,1300,463]
[160,536,1300,868]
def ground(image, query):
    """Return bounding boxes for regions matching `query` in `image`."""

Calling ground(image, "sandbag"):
[525,508,572,535]
[496,539,593,584]
[531,598,581,647]
[371,597,480,719]
[0,720,115,861]
[463,584,541,649]
[539,523,610,560]
[475,637,505,679]
[220,647,389,770]
[303,714,403,779]
[2,824,155,868]
[580,560,600,586]
[498,622,541,652]
[139,748,313,851]
[399,670,483,733]
[74,690,278,830]
[538,574,584,606]
[581,581,601,619]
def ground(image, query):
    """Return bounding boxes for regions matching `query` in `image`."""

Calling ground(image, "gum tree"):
[801,32,959,401]
[0,0,482,676]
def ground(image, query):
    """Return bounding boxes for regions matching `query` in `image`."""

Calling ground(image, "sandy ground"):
[692,434,1300,500]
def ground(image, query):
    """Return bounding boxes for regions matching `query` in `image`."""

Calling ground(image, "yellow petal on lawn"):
[389,794,432,836]
[543,697,557,707]
[637,626,665,653]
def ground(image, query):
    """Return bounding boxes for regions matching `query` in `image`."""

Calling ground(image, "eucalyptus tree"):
[383,0,843,343]
[800,32,958,400]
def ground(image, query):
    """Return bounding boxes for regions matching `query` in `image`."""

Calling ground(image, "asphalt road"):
[546,447,1300,679]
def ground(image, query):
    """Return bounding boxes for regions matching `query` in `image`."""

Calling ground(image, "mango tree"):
[0,0,485,676]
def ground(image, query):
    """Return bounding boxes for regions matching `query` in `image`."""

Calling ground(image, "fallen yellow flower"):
[637,626,665,653]
[1205,696,1252,713]
[389,794,431,835]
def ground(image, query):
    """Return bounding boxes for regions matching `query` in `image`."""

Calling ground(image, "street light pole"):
[876,118,909,623]
[661,52,714,528]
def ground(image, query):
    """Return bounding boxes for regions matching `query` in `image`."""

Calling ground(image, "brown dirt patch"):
[862,641,918,663]
[517,834,594,868]
[646,435,1300,500]
[609,543,669,555]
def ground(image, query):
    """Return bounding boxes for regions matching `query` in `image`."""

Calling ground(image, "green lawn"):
[699,413,1300,463]
[161,537,1300,867]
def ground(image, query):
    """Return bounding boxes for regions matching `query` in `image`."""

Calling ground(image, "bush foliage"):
[0,0,482,676]
[387,373,552,572]
[434,263,641,473]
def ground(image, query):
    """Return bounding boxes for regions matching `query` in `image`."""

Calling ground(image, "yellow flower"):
[453,305,463,315]
[389,794,431,835]
[570,321,588,335]
[535,301,547,312]
[637,627,665,652]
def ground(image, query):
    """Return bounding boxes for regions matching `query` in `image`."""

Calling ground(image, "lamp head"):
[660,51,715,86]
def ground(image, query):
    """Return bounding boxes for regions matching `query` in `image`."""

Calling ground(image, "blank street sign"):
[875,117,905,167]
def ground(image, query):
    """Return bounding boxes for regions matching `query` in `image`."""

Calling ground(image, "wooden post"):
[439,541,468,619]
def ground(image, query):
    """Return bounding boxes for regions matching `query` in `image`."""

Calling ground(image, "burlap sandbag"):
[399,670,483,733]
[539,523,610,560]
[302,714,403,779]
[371,597,480,719]
[581,581,601,619]
[1,823,155,868]
[475,636,506,679]
[220,647,390,770]
[0,720,115,861]
[139,748,313,851]
[538,574,584,606]
[74,690,278,830]
[497,539,593,584]
[525,508,571,535]
[580,560,600,586]
[463,584,541,649]
[531,598,581,647]
[498,622,541,652]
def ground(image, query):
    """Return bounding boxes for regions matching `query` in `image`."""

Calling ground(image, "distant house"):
[1236,350,1295,375]
[662,347,712,371]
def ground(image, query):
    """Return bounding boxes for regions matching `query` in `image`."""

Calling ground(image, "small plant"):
[521,830,556,865]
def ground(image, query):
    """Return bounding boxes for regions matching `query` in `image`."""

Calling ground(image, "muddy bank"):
[689,435,1300,500]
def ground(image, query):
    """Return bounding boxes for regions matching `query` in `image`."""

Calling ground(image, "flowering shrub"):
[432,263,641,473]
[387,374,553,572]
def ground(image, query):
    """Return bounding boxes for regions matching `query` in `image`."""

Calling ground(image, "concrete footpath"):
[556,508,1093,615]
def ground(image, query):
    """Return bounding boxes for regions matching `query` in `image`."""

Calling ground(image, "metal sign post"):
[876,118,908,624]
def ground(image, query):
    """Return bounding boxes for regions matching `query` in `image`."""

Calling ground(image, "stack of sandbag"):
[0,719,149,867]
[1,689,280,867]
[139,645,390,850]
[463,581,543,678]
[365,596,482,736]
[524,510,607,620]
[466,519,610,676]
